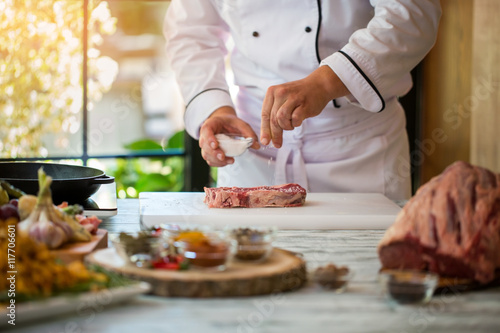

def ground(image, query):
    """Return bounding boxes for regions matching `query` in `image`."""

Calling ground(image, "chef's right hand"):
[199,106,260,167]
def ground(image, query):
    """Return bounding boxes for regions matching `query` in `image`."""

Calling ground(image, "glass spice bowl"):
[378,269,439,305]
[225,226,277,262]
[312,264,354,293]
[174,232,236,271]
[110,231,168,269]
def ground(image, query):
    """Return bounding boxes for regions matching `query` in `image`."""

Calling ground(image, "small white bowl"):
[215,133,253,157]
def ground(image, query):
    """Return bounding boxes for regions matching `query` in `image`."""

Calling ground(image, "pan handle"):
[91,175,115,185]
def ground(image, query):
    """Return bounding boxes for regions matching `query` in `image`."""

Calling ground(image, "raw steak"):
[378,161,500,284]
[204,183,307,208]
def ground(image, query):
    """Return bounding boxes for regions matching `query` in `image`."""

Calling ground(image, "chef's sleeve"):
[320,0,442,113]
[164,0,233,139]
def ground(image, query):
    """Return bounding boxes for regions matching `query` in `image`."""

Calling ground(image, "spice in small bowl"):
[226,226,277,262]
[378,269,439,305]
[174,231,235,271]
[313,264,353,293]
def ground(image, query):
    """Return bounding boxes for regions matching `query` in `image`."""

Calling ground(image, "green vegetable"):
[0,180,27,198]
[61,204,84,216]
[0,188,8,205]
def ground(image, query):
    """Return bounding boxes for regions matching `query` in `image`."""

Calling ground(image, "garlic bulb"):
[17,168,91,249]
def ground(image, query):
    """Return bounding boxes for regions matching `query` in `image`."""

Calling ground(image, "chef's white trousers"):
[216,98,412,201]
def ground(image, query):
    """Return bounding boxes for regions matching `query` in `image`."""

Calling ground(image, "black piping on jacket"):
[338,50,385,112]
[314,0,322,64]
[315,0,340,109]
[185,88,229,110]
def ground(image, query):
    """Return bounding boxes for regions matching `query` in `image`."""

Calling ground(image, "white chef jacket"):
[164,0,441,200]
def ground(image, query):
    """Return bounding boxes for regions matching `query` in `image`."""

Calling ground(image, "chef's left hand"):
[260,66,349,148]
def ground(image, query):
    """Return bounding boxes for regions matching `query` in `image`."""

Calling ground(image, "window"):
[0,0,210,195]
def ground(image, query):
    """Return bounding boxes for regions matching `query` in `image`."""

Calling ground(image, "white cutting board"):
[139,192,401,230]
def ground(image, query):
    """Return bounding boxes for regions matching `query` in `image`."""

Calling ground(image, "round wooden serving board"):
[86,247,307,298]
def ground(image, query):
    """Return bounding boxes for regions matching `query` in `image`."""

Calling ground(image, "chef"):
[164,0,441,200]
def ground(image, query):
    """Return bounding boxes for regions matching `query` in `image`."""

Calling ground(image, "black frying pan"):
[0,162,114,204]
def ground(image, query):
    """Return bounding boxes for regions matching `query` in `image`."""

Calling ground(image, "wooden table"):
[12,199,500,333]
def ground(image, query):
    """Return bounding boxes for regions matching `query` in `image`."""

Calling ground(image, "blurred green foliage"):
[108,131,185,198]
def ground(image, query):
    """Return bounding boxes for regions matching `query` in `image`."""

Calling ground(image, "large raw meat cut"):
[204,183,307,208]
[378,161,500,284]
